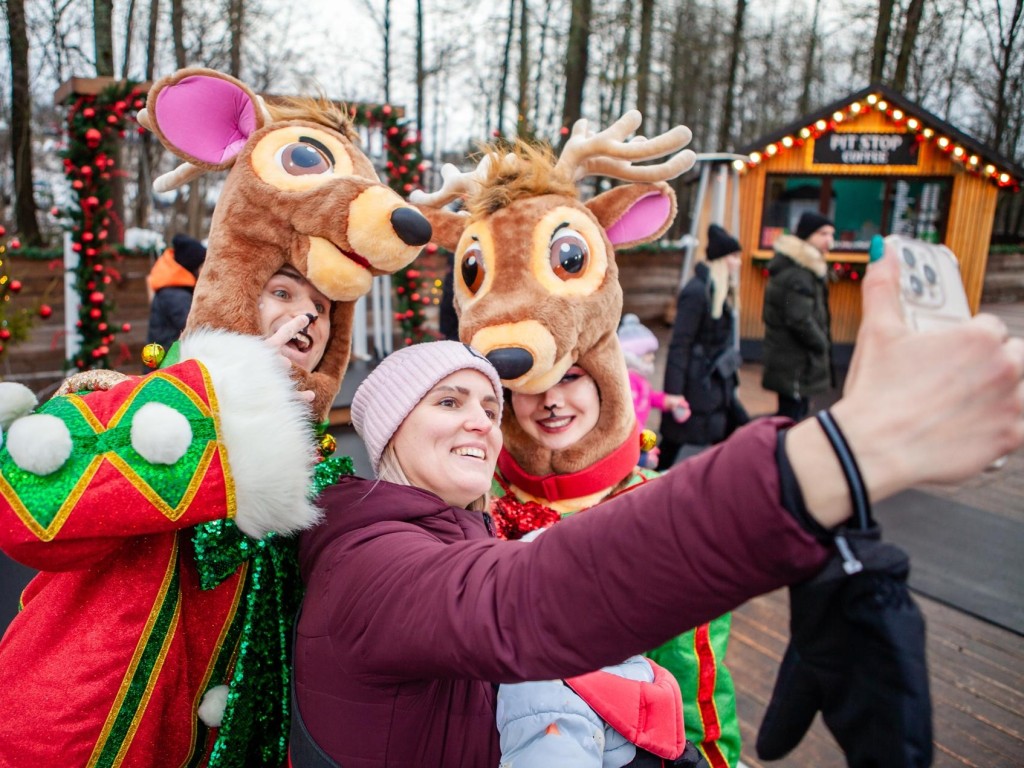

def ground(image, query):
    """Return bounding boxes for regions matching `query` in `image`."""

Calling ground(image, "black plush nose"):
[486,348,534,380]
[391,207,432,246]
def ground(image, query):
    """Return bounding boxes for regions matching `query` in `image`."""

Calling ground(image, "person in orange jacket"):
[146,233,207,349]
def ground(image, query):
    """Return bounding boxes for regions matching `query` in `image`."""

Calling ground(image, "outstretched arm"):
[787,250,1024,526]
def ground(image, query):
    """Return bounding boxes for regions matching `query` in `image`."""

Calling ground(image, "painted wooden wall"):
[711,108,999,343]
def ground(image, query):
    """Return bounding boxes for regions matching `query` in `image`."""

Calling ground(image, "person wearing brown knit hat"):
[658,223,748,467]
[761,211,836,421]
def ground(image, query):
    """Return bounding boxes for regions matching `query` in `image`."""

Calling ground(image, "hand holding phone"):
[871,234,971,331]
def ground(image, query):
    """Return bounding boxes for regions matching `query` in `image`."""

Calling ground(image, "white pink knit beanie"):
[351,340,504,473]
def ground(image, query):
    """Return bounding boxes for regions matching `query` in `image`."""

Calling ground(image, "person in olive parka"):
[658,223,748,468]
[761,211,835,422]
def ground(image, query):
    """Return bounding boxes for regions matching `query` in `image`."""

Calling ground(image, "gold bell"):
[141,343,166,369]
[318,432,337,458]
[639,429,658,453]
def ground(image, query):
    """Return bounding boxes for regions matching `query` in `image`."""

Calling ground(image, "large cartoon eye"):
[549,228,589,280]
[278,139,334,176]
[460,242,486,294]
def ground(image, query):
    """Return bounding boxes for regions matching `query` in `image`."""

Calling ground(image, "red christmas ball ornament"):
[104,199,114,209]
[107,114,118,125]
[114,100,126,112]
[8,280,22,293]
[136,126,146,135]
[76,359,85,369]
[82,231,94,242]
[121,322,131,332]
[396,286,405,294]
[382,105,392,116]
[398,165,408,174]
[404,338,412,346]
[50,206,60,216]
[80,165,93,176]
[98,229,108,240]
[90,291,105,304]
[85,128,102,147]
[83,107,96,119]
[0,329,10,340]
[0,225,5,236]
[93,263,104,273]
[9,238,20,250]
[38,304,53,319]
[403,183,413,193]
[411,293,421,302]
[86,281,96,290]
[85,248,98,257]
[91,348,103,359]
[118,130,126,139]
[560,126,570,136]
[426,243,438,254]
[85,196,100,208]
[388,126,399,137]
[72,242,83,253]
[134,99,144,109]
[89,308,102,319]
[75,320,83,329]
[98,322,108,332]
[420,296,431,304]
[72,180,84,190]
[102,276,111,284]
[406,269,421,279]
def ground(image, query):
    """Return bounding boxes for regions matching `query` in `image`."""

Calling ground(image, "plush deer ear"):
[145,68,267,171]
[586,181,677,250]
[415,207,469,252]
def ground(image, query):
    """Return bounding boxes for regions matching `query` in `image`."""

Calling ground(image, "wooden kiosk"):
[702,83,1022,350]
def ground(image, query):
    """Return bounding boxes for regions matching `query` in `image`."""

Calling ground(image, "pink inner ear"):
[154,75,258,164]
[605,192,671,245]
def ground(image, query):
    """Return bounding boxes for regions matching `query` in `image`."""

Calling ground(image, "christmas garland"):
[0,227,41,361]
[60,81,146,370]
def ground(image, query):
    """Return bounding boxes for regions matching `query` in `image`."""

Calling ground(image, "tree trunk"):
[870,0,895,83]
[636,0,654,119]
[892,0,925,91]
[134,0,161,230]
[228,0,244,78]
[383,0,392,103]
[171,0,186,68]
[121,0,137,79]
[93,0,115,75]
[517,0,531,138]
[560,0,592,147]
[798,0,822,115]
[415,0,424,136]
[942,0,970,118]
[496,0,516,136]
[717,0,746,150]
[990,0,1024,154]
[7,0,42,244]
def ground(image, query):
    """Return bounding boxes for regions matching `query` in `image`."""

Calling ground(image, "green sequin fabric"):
[192,452,353,768]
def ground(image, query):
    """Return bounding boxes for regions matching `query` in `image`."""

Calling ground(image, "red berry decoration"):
[121,323,131,333]
[8,280,22,293]
[38,305,53,319]
[85,128,102,147]
[89,291,105,304]
[0,329,10,340]
[89,308,102,319]
[98,322,108,332]
[83,107,95,119]
[9,239,20,250]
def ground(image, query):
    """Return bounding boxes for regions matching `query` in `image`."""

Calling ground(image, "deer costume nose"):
[390,207,432,246]
[486,348,534,380]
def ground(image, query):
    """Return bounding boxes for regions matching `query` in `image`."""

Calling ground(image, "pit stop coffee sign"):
[813,132,918,166]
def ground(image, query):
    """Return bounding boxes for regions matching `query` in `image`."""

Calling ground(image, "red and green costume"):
[490,429,741,768]
[0,332,340,768]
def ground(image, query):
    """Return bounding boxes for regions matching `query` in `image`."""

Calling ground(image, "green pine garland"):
[0,228,37,361]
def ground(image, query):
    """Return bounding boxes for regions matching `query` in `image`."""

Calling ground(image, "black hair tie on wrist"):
[815,410,872,530]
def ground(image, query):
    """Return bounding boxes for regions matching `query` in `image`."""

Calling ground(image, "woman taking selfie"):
[292,248,1024,767]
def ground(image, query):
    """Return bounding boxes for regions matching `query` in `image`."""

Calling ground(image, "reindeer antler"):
[554,110,696,183]
[408,155,505,208]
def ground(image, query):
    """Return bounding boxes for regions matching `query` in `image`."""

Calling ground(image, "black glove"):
[756,526,932,767]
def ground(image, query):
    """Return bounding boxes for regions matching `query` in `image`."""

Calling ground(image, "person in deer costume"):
[0,67,430,768]
[410,117,741,766]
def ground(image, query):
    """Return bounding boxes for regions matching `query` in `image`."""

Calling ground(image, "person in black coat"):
[145,234,207,351]
[657,224,748,469]
[761,212,835,422]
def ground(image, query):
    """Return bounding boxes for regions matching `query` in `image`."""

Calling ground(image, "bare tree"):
[358,0,393,102]
[171,0,186,68]
[892,0,926,90]
[798,0,823,115]
[560,0,592,145]
[517,0,531,137]
[227,0,244,77]
[120,0,137,79]
[635,0,654,118]
[5,0,43,244]
[718,0,747,149]
[93,0,114,75]
[496,0,516,135]
[870,0,895,82]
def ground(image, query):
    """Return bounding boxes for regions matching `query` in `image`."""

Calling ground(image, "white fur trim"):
[0,382,38,429]
[179,329,320,538]
[774,234,828,277]
[198,684,229,727]
[6,414,73,476]
[130,402,193,465]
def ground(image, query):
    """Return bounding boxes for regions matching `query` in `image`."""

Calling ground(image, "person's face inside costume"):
[510,365,601,452]
[390,369,503,508]
[258,266,331,373]
[806,225,835,256]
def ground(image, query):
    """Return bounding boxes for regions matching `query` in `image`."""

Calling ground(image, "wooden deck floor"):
[731,589,1024,767]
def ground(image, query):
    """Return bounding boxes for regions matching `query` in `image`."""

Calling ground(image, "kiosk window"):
[760,175,951,252]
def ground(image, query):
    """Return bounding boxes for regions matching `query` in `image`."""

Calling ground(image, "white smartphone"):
[884,234,971,331]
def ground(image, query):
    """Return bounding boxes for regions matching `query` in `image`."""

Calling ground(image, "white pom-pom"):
[130,402,193,465]
[0,383,38,429]
[6,414,73,476]
[198,684,229,727]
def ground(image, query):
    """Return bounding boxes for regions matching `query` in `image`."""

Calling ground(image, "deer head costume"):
[412,112,694,477]
[139,68,432,418]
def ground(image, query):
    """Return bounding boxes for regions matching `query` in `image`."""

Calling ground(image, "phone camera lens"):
[902,248,916,267]
[923,264,937,284]
[910,275,924,295]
